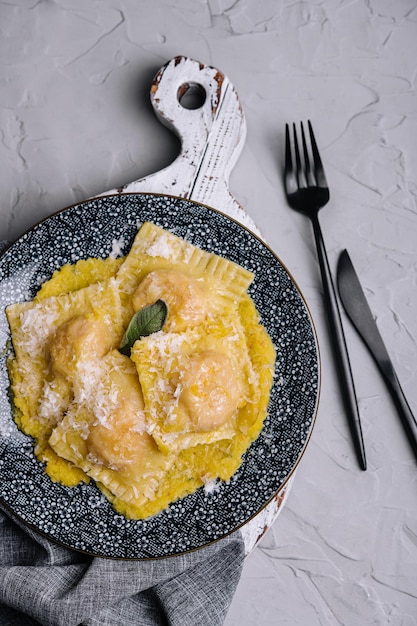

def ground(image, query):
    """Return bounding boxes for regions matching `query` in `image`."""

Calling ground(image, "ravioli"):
[6,222,276,519]
[131,318,250,454]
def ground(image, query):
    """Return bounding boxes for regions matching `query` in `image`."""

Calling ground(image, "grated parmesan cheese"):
[145,233,176,259]
[6,221,276,521]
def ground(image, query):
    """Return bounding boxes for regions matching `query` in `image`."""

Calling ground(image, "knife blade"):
[337,249,417,462]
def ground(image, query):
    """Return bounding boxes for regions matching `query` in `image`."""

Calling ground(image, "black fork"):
[284,121,366,471]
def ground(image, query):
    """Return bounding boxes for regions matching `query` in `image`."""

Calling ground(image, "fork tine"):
[293,123,307,189]
[301,122,314,187]
[284,123,292,175]
[308,120,328,188]
[284,123,297,195]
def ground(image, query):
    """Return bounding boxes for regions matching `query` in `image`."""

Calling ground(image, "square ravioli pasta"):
[6,222,276,519]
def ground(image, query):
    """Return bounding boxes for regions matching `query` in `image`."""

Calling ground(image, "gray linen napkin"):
[0,504,244,626]
[0,239,245,626]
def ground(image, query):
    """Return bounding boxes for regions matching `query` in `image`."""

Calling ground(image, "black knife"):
[337,249,417,462]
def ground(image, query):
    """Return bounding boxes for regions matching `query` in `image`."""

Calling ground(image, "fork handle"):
[311,213,367,470]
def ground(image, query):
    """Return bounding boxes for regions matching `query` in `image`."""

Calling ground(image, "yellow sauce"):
[6,223,276,519]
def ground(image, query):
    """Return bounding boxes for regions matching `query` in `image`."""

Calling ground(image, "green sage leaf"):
[119,299,168,356]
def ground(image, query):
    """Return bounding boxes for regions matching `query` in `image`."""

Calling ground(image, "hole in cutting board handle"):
[177,82,206,110]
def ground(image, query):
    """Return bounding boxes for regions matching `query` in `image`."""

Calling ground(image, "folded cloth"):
[0,239,245,625]
[0,503,244,626]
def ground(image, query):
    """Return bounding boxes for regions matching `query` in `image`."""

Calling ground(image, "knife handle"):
[385,369,417,460]
[311,214,367,470]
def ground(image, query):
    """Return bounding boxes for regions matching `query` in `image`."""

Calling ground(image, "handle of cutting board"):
[112,56,256,231]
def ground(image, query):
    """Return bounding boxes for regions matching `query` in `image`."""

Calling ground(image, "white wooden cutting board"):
[102,56,293,554]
